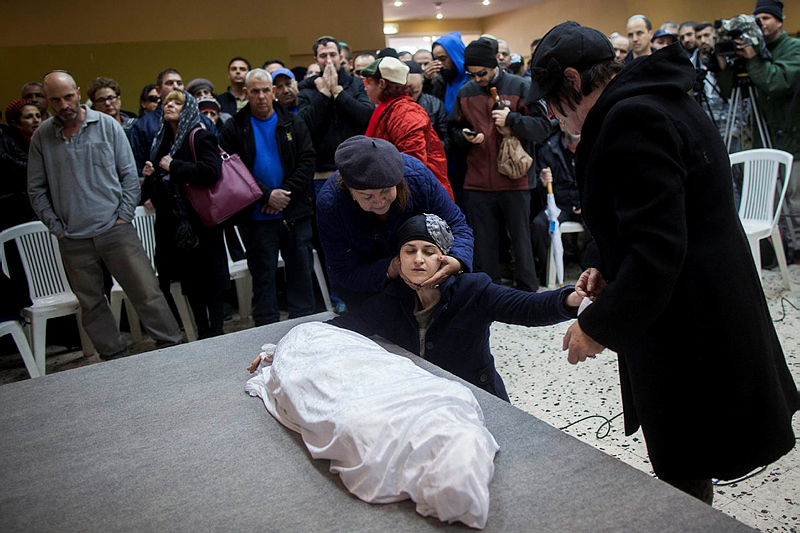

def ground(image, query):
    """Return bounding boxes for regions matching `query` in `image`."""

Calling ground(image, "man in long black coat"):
[530,22,798,503]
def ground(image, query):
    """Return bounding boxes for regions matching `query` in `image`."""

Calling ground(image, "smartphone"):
[463,129,478,136]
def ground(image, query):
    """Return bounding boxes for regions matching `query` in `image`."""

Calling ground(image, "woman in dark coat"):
[316,136,473,310]
[530,23,798,501]
[327,214,581,401]
[143,90,230,339]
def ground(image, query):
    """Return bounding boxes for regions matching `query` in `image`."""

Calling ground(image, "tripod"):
[724,72,771,151]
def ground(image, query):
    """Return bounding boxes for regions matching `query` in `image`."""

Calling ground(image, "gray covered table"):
[0,313,754,532]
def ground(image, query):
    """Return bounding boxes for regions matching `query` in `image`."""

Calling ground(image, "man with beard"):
[422,31,469,116]
[450,39,551,292]
[691,22,732,141]
[27,71,181,360]
[678,21,698,58]
[297,35,373,184]
[531,21,798,503]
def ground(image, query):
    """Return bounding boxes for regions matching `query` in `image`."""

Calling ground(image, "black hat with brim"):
[529,21,615,102]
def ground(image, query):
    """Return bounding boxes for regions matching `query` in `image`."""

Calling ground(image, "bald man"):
[28,71,181,360]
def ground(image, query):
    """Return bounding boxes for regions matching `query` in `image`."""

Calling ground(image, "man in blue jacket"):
[422,31,469,116]
[220,69,316,326]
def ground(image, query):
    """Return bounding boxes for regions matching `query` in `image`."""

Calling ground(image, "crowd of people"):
[1,0,798,507]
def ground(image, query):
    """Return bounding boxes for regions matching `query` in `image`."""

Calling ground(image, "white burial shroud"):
[246,322,499,529]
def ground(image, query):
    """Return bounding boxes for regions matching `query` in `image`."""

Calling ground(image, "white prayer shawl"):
[246,322,499,529]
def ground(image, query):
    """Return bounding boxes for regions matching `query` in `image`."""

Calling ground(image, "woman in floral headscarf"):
[143,90,229,339]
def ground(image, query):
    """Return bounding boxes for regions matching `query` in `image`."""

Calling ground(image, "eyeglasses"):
[466,69,490,78]
[146,96,160,103]
[93,95,119,105]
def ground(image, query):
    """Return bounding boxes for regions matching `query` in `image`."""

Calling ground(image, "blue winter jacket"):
[316,154,473,307]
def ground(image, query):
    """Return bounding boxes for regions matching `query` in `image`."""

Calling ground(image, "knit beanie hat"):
[197,97,220,113]
[397,214,453,254]
[5,99,36,125]
[376,47,400,59]
[405,61,423,75]
[754,0,784,20]
[186,78,215,96]
[335,136,404,190]
[464,39,498,68]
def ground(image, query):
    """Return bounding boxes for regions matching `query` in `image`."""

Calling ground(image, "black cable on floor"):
[560,412,623,439]
[773,296,799,323]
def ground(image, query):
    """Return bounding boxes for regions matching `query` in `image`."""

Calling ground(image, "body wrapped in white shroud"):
[245,322,499,529]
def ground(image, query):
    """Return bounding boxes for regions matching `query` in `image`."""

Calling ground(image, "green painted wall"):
[1,37,288,115]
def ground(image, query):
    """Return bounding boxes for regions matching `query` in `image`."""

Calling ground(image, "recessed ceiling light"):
[394,1,403,6]
[436,12,443,19]
[482,0,490,5]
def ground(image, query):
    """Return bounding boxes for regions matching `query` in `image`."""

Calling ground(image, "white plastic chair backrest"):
[730,149,794,228]
[0,221,71,305]
[131,205,157,272]
[222,226,248,267]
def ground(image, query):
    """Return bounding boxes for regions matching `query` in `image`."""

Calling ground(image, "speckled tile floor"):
[1,261,798,531]
[493,261,800,533]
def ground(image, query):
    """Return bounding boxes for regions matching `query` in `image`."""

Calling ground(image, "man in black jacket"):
[296,36,373,187]
[220,69,316,326]
[531,21,798,504]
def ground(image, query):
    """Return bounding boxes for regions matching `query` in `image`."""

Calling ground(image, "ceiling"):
[383,0,540,22]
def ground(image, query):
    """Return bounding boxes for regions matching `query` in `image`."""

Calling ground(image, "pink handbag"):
[186,128,263,226]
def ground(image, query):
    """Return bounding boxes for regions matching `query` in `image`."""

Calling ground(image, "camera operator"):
[717,0,800,258]
[692,23,733,142]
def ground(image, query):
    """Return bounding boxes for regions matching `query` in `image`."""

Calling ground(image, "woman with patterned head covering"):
[328,213,582,401]
[142,90,230,339]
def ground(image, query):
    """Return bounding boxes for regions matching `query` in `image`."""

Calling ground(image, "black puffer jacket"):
[296,68,373,172]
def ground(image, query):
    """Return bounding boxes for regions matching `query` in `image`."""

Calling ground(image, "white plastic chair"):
[224,226,333,316]
[0,320,39,379]
[546,221,584,288]
[223,226,253,320]
[109,206,197,342]
[730,149,794,290]
[0,221,94,376]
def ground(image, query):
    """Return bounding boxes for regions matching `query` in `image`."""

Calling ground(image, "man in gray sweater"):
[28,71,181,359]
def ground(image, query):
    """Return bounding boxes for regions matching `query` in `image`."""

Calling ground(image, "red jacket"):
[369,95,453,200]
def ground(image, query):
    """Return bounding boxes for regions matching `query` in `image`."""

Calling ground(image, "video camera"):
[714,15,772,61]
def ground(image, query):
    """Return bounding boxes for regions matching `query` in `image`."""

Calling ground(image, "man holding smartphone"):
[449,39,551,292]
